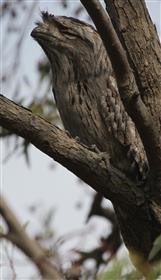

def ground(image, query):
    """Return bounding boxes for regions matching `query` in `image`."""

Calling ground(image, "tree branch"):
[80,0,161,176]
[0,94,144,206]
[0,195,62,279]
[105,0,161,127]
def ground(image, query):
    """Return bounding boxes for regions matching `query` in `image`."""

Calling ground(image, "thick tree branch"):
[0,94,144,206]
[105,0,161,129]
[0,195,62,279]
[80,0,161,176]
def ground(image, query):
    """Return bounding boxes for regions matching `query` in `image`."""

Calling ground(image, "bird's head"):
[31,12,110,83]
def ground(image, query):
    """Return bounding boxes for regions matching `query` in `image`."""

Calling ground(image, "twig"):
[0,195,62,279]
[4,242,17,280]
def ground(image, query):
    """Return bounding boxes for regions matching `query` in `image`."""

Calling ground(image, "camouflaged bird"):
[31,12,148,181]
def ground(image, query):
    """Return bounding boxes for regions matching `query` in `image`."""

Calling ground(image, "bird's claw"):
[90,144,101,153]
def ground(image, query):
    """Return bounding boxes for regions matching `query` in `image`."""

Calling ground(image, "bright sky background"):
[1,1,161,278]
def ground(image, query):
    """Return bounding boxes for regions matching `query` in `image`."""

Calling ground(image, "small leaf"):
[0,225,4,234]
[149,234,161,261]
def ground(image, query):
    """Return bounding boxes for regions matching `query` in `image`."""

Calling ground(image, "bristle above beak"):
[40,11,67,30]
[41,11,54,22]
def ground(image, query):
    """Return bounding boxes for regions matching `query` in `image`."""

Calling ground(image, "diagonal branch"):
[0,94,144,206]
[80,0,161,176]
[0,195,62,279]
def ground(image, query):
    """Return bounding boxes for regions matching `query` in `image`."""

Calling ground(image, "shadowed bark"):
[0,94,142,205]
[1,0,161,277]
[105,0,161,192]
[80,0,161,274]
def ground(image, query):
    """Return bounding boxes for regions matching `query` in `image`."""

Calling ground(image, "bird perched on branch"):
[31,11,148,181]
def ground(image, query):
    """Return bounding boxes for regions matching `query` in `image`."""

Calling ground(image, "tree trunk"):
[81,0,161,274]
[106,0,161,271]
[0,0,161,276]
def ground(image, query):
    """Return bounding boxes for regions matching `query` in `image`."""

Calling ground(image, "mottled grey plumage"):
[31,12,148,180]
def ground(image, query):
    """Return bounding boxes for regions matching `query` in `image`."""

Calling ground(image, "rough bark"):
[0,94,143,205]
[0,90,160,276]
[106,0,161,131]
[1,0,161,276]
[105,0,161,194]
[79,0,161,274]
[80,0,161,181]
[102,1,161,267]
